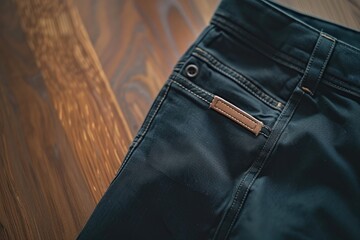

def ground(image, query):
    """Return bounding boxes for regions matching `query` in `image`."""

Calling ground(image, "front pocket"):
[169,74,271,137]
[173,49,284,132]
[192,47,285,111]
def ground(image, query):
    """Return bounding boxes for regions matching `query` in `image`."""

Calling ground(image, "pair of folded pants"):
[78,0,360,239]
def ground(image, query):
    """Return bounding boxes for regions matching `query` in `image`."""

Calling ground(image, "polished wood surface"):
[75,0,219,136]
[0,0,359,239]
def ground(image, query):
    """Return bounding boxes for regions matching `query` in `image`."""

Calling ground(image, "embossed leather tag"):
[210,96,263,136]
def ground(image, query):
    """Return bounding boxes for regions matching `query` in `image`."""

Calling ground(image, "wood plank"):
[76,0,360,137]
[0,0,133,238]
[276,0,360,30]
[75,0,220,136]
[0,0,359,239]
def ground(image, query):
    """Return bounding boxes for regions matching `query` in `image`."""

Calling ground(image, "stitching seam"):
[213,106,254,132]
[214,84,295,239]
[214,100,257,131]
[259,0,360,54]
[193,48,284,110]
[224,89,304,239]
[323,81,360,98]
[211,15,307,70]
[312,38,336,94]
[110,80,172,185]
[194,48,278,106]
[171,80,211,104]
[172,74,214,98]
[263,125,272,131]
[300,32,323,91]
[213,14,360,93]
[193,48,282,109]
[141,83,172,136]
[172,77,271,135]
[258,131,269,138]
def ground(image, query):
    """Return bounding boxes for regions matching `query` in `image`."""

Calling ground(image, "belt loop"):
[300,31,336,96]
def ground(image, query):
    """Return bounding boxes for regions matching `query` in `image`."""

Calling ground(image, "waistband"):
[210,0,360,96]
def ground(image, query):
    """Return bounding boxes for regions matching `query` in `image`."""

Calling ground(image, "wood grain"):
[276,0,360,30]
[75,0,220,136]
[0,0,359,239]
[76,0,360,136]
[0,0,132,238]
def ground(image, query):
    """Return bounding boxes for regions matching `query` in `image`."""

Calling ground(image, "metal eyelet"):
[185,64,199,78]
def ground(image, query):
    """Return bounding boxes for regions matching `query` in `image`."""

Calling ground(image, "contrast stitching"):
[258,131,269,138]
[171,80,211,104]
[216,85,296,239]
[194,47,282,107]
[174,61,185,67]
[224,90,305,239]
[110,80,172,184]
[172,78,271,135]
[214,124,275,239]
[211,15,307,70]
[214,100,257,130]
[215,141,267,239]
[141,82,173,136]
[193,48,284,110]
[212,13,360,93]
[174,61,185,69]
[258,0,313,32]
[318,39,336,76]
[259,0,360,55]
[263,125,272,131]
[340,42,360,55]
[313,37,336,93]
[325,76,360,90]
[318,40,336,80]
[172,74,214,98]
[300,33,323,90]
[195,51,280,109]
[323,81,360,98]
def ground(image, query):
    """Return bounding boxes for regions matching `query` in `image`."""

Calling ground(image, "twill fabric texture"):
[78,0,360,239]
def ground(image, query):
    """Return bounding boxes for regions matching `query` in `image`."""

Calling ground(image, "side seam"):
[212,86,305,240]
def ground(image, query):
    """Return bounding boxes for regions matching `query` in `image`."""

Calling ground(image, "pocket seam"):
[171,76,271,137]
[192,47,284,110]
[108,80,173,187]
[171,80,212,104]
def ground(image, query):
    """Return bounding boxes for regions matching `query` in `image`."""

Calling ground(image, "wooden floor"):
[0,0,359,239]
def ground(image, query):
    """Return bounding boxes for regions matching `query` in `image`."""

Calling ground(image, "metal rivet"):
[185,64,198,78]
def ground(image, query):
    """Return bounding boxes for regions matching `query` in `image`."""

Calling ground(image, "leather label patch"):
[210,96,263,136]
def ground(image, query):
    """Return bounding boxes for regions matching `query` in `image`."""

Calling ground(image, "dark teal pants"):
[78,0,360,239]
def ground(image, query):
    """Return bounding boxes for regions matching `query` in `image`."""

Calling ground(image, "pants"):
[78,0,360,239]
